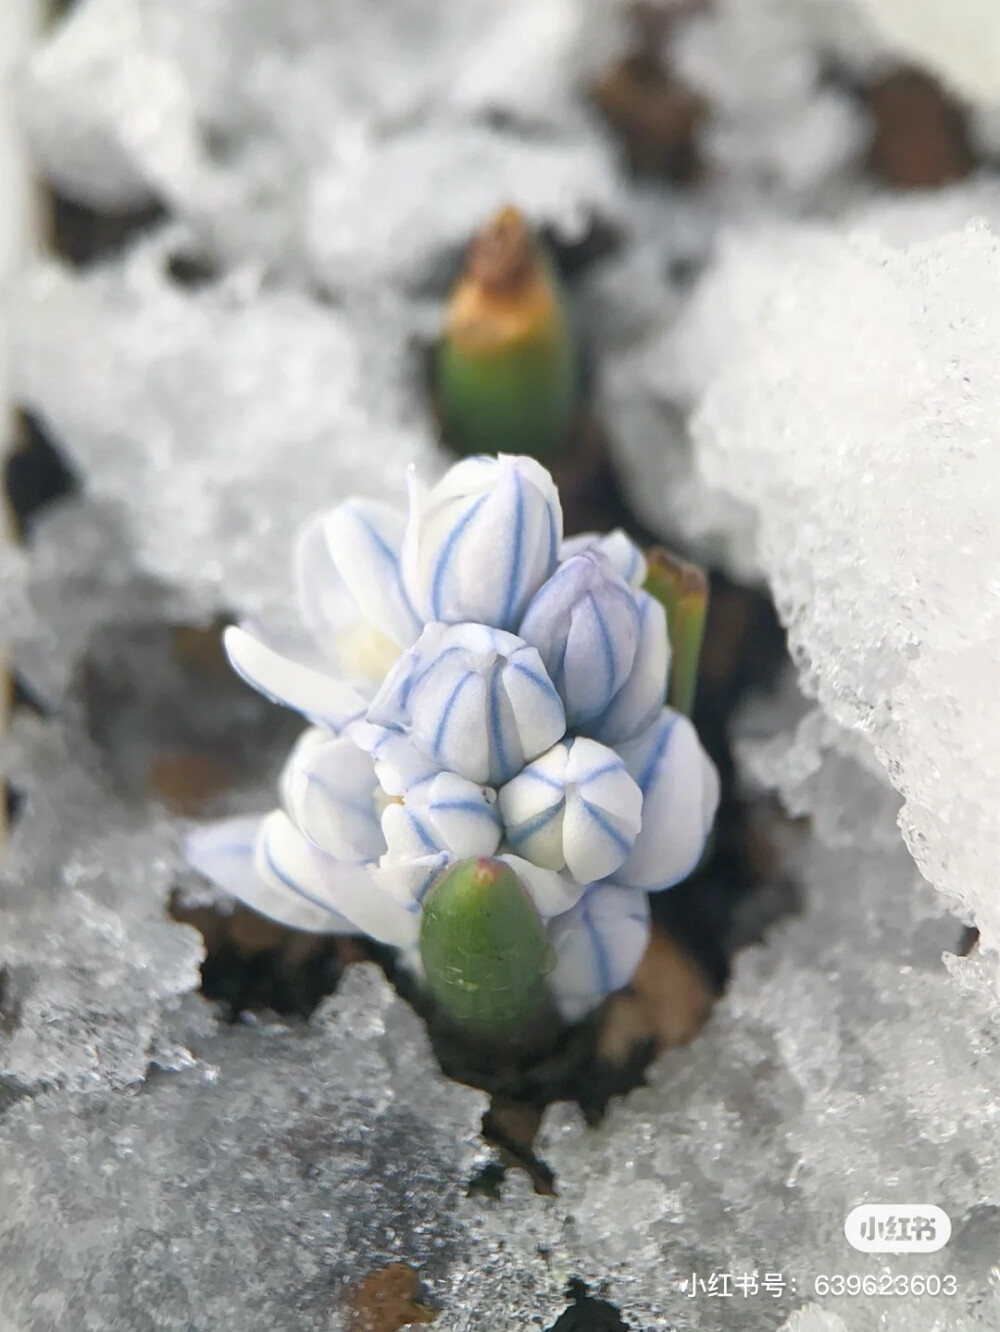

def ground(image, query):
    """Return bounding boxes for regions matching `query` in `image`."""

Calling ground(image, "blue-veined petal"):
[256,809,419,946]
[559,529,646,589]
[402,454,562,630]
[186,815,356,935]
[324,498,422,648]
[369,622,565,786]
[547,883,651,1022]
[591,590,670,746]
[499,737,642,883]
[224,624,370,731]
[279,730,385,863]
[424,771,501,858]
[614,709,720,891]
[373,802,450,912]
[518,549,640,731]
[365,729,441,800]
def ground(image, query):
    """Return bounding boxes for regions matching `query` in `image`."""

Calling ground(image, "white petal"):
[294,513,356,658]
[560,529,647,588]
[372,854,450,914]
[224,624,370,731]
[324,499,422,648]
[186,815,356,935]
[562,738,643,883]
[547,884,651,1022]
[499,737,642,884]
[615,710,720,891]
[256,810,418,946]
[380,799,445,860]
[500,854,584,920]
[499,645,568,771]
[366,730,440,800]
[372,805,450,911]
[423,771,501,858]
[413,659,491,782]
[591,591,670,746]
[280,731,385,863]
[402,454,562,629]
[498,744,568,870]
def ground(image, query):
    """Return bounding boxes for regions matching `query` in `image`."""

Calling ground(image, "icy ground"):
[3,0,1000,1328]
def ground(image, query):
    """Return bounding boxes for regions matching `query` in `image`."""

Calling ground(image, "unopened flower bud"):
[402,453,562,631]
[420,856,553,1035]
[499,737,642,883]
[518,549,640,729]
[368,622,566,787]
[436,205,578,461]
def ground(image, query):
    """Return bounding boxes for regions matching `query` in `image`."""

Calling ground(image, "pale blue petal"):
[560,530,646,588]
[518,550,640,730]
[547,883,651,1022]
[186,815,357,935]
[224,624,370,731]
[402,454,562,630]
[591,591,670,746]
[615,709,720,891]
[256,810,419,946]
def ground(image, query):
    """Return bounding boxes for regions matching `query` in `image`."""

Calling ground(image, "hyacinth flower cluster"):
[187,455,719,1031]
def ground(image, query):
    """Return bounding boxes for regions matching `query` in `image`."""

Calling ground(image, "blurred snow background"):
[2,0,1000,1328]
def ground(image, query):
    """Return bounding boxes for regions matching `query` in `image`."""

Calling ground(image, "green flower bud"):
[643,548,709,718]
[419,856,553,1036]
[435,205,578,462]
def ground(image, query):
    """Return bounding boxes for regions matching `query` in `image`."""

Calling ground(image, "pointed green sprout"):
[643,548,709,718]
[419,856,553,1036]
[435,205,578,462]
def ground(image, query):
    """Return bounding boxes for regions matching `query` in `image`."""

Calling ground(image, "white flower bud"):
[368,622,566,786]
[615,709,720,891]
[401,454,562,630]
[499,737,643,884]
[518,549,640,730]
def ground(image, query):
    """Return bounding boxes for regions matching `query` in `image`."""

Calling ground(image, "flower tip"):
[467,204,537,294]
[436,206,577,462]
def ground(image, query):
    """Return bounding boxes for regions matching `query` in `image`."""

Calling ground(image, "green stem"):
[643,548,709,717]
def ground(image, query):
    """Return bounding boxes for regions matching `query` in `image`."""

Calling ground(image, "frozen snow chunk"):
[16,0,209,210]
[16,0,629,272]
[779,1308,848,1332]
[0,712,205,1091]
[692,221,1000,969]
[307,120,624,290]
[601,223,831,577]
[858,0,1000,105]
[672,0,873,194]
[11,499,206,709]
[12,229,441,621]
[0,965,485,1331]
